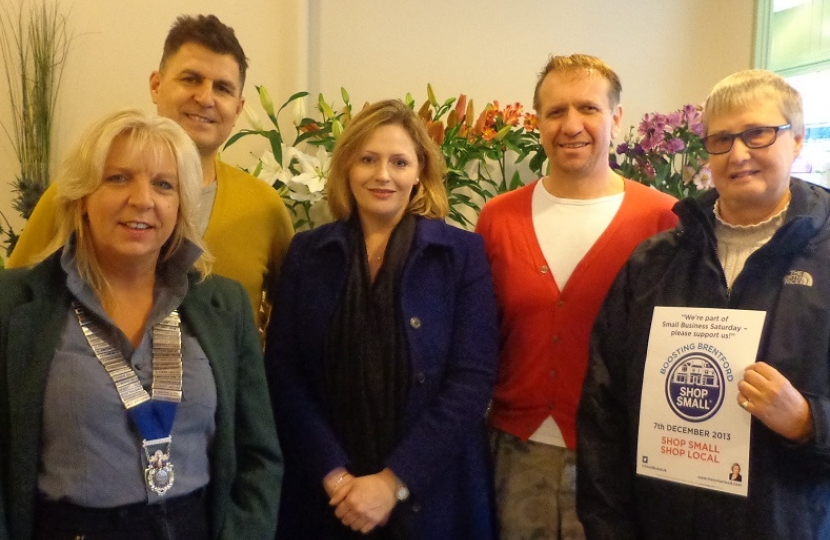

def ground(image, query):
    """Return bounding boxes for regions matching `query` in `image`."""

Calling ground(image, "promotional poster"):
[637,306,766,496]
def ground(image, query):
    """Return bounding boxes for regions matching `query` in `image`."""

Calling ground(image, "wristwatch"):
[395,481,410,502]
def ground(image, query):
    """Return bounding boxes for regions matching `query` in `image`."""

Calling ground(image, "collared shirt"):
[37,238,217,507]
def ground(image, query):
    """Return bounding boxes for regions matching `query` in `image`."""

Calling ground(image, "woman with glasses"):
[577,70,830,539]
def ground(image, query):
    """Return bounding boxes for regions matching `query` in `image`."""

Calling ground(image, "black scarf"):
[323,214,416,540]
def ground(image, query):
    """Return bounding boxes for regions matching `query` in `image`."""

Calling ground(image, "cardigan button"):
[540,265,549,273]
[417,372,426,384]
[548,403,555,410]
[557,300,564,307]
[409,317,422,329]
[553,335,560,343]
[549,370,556,378]
[412,503,421,513]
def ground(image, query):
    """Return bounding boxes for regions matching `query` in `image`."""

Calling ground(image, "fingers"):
[736,391,750,411]
[330,474,396,534]
[745,361,777,380]
[740,362,785,406]
[336,509,379,534]
[323,467,352,498]
[329,479,354,506]
[738,362,813,442]
[334,501,382,534]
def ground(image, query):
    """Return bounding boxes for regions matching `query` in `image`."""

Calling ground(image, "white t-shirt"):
[528,180,623,447]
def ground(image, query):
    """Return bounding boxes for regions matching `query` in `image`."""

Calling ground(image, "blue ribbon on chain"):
[129,400,178,440]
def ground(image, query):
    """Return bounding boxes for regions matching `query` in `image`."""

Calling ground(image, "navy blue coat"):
[266,217,499,539]
[578,179,830,539]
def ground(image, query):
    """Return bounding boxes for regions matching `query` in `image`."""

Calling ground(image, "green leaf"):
[508,170,524,191]
[223,129,263,150]
[529,151,547,174]
[277,91,309,116]
[266,130,284,165]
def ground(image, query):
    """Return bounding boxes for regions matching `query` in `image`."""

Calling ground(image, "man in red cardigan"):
[475,54,678,539]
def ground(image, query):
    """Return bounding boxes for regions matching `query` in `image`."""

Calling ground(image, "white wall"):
[308,0,754,127]
[0,0,755,263]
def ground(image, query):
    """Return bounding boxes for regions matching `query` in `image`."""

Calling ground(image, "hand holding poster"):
[637,306,766,496]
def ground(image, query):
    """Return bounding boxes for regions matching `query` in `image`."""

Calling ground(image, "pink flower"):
[692,166,714,190]
[641,130,665,152]
[683,104,704,135]
[638,113,655,136]
[665,138,686,153]
[690,121,704,136]
[683,104,702,124]
[652,113,668,133]
[666,111,684,130]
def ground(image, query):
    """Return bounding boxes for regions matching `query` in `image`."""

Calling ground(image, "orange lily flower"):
[523,113,538,131]
[502,102,523,126]
[427,120,445,145]
[454,94,467,123]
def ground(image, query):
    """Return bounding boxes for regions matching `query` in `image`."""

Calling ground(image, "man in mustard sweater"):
[7,14,293,328]
[475,54,678,539]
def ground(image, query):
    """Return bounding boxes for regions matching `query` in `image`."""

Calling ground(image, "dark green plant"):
[0,0,70,255]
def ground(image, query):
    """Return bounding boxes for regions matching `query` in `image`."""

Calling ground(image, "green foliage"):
[0,0,71,254]
[228,84,546,229]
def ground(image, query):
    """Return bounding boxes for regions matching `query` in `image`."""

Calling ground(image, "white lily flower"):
[286,146,330,202]
[243,104,264,132]
[292,96,307,127]
[256,146,299,186]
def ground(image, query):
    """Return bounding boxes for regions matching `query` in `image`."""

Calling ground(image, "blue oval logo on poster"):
[665,352,724,422]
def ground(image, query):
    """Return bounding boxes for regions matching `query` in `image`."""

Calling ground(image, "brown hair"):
[533,54,622,111]
[327,99,449,221]
[160,14,248,91]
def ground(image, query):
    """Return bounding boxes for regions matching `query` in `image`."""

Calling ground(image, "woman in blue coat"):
[266,99,499,539]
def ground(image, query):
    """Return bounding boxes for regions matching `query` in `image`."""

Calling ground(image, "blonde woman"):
[0,109,281,540]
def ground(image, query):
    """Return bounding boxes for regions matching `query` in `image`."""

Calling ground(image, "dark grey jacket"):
[578,178,830,540]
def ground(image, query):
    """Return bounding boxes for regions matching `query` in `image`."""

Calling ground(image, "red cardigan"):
[476,179,678,448]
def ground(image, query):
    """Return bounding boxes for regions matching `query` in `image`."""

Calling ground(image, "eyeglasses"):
[702,124,791,155]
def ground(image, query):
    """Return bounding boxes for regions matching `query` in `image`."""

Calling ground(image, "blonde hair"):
[703,70,804,137]
[533,54,622,111]
[46,109,211,296]
[327,99,448,221]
